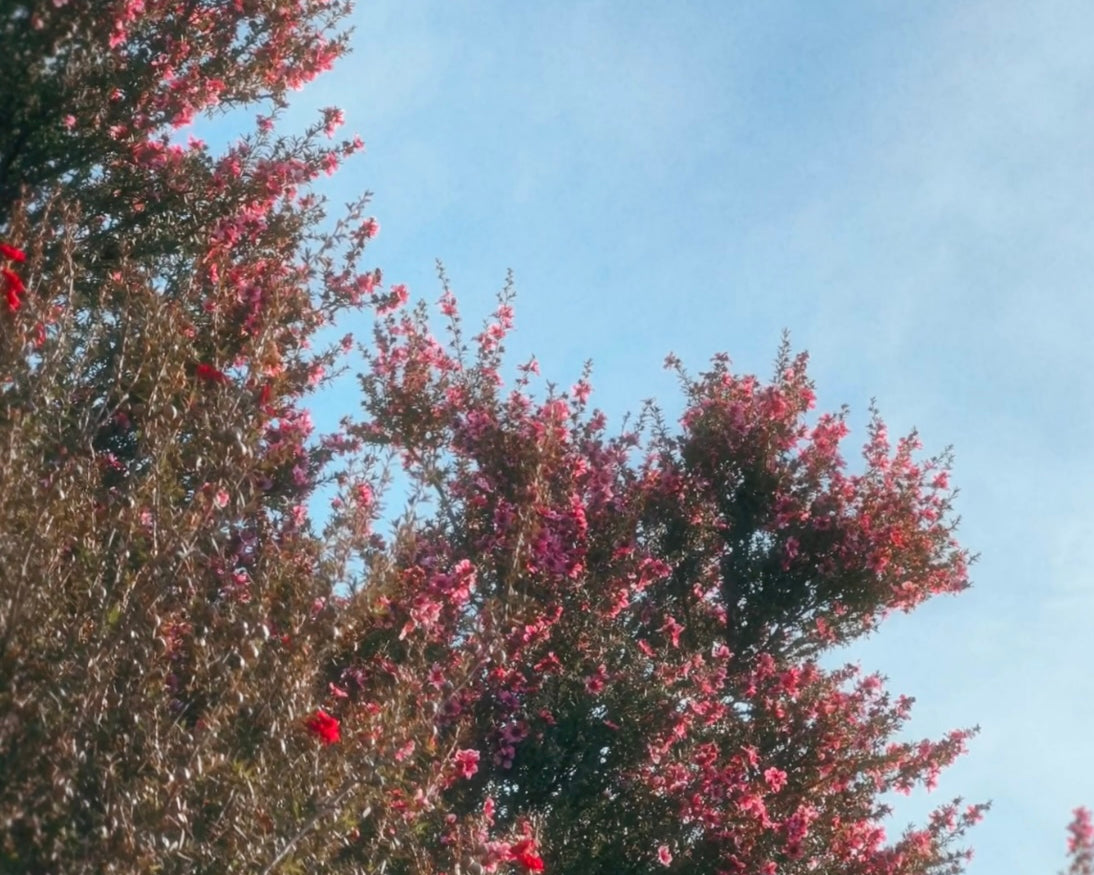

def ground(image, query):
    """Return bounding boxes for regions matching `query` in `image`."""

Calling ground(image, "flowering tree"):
[0,1,381,871]
[1063,808,1094,875]
[0,2,1085,874]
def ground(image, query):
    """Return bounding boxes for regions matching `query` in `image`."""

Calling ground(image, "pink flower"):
[376,283,409,316]
[1068,807,1094,854]
[305,709,340,745]
[661,615,683,648]
[454,748,480,779]
[439,290,458,316]
[764,767,788,793]
[657,844,673,866]
[584,664,608,695]
[784,536,800,562]
[321,106,345,137]
[328,682,349,699]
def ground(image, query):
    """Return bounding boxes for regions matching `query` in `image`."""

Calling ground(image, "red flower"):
[3,267,25,312]
[509,839,545,872]
[305,708,340,745]
[195,362,229,384]
[0,243,25,263]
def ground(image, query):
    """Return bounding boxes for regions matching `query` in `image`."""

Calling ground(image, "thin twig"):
[260,781,359,875]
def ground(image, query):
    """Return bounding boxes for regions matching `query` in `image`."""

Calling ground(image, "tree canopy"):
[0,3,1087,874]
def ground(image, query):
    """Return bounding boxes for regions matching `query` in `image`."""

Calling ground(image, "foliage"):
[1063,808,1094,875]
[0,2,1084,874]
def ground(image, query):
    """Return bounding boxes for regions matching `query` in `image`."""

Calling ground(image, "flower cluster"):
[1066,807,1094,875]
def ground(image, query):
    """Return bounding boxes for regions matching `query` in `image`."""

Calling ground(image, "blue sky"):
[208,1,1094,870]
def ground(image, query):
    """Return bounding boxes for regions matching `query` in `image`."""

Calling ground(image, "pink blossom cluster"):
[1066,807,1094,875]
